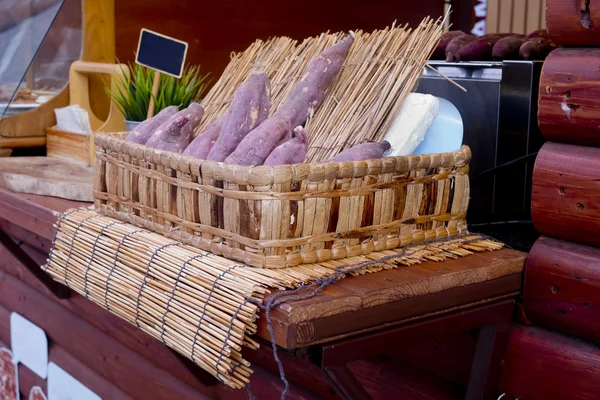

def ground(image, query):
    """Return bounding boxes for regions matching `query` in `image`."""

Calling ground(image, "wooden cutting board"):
[0,157,93,202]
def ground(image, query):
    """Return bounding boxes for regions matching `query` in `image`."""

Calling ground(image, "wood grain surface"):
[0,187,84,243]
[260,249,525,348]
[538,48,600,146]
[499,325,600,399]
[546,0,600,46]
[525,236,600,343]
[0,157,93,201]
[532,142,600,247]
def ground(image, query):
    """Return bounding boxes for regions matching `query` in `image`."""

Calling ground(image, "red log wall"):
[546,0,600,46]
[499,325,600,400]
[531,142,600,247]
[538,48,600,146]
[525,237,600,344]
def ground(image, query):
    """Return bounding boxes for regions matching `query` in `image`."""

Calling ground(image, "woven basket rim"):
[94,131,471,185]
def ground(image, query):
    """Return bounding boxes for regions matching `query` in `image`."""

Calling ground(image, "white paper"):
[48,362,101,400]
[10,312,48,379]
[54,105,93,135]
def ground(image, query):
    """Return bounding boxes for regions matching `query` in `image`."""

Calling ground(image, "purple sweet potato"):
[519,38,557,60]
[125,105,178,144]
[264,126,308,166]
[492,36,526,60]
[207,73,271,162]
[325,141,391,162]
[224,115,291,166]
[145,102,203,153]
[431,31,465,60]
[526,29,550,39]
[454,38,493,61]
[275,32,354,128]
[445,34,477,61]
[182,117,223,159]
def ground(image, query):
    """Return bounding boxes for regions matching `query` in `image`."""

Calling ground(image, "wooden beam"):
[0,268,212,399]
[499,325,600,399]
[546,0,600,46]
[539,48,600,146]
[0,226,69,299]
[525,236,600,343]
[532,142,600,247]
[0,136,46,149]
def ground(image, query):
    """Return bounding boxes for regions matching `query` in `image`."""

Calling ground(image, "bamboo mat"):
[43,208,503,389]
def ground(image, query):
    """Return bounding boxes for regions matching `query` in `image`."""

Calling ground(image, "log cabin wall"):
[486,0,547,34]
[503,1,600,398]
[113,0,445,77]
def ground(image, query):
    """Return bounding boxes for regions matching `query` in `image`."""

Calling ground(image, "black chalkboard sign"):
[135,29,188,78]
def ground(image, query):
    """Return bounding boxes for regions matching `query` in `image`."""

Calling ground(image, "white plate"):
[413,96,463,155]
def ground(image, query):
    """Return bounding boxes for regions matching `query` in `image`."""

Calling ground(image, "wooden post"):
[147,71,161,120]
[538,48,600,146]
[532,142,600,247]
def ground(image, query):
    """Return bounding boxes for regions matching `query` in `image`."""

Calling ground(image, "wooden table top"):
[0,186,527,349]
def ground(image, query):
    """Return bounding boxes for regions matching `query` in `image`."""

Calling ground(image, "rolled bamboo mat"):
[44,209,503,389]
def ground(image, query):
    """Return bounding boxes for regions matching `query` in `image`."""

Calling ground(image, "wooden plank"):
[259,249,525,348]
[511,0,527,34]
[526,0,543,33]
[546,0,600,46]
[0,269,212,400]
[349,357,464,400]
[389,330,477,387]
[0,219,52,253]
[499,325,600,399]
[0,157,93,202]
[525,236,600,343]
[541,0,547,28]
[532,142,600,247]
[498,0,514,32]
[0,187,84,242]
[244,345,338,400]
[538,48,600,146]
[486,0,500,33]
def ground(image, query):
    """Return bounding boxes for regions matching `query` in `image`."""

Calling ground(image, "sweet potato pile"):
[432,29,558,62]
[124,32,391,166]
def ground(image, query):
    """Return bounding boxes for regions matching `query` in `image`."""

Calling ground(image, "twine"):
[246,232,507,400]
[191,265,240,366]
[134,243,182,329]
[103,229,145,311]
[83,221,126,298]
[160,253,206,344]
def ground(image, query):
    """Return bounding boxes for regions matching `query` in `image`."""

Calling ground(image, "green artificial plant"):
[106,63,210,122]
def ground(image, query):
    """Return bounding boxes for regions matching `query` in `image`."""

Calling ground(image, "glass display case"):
[0,0,82,118]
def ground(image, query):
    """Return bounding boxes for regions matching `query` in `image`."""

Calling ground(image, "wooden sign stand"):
[147,71,161,119]
[135,28,189,120]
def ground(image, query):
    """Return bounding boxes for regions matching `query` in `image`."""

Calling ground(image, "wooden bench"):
[0,186,526,399]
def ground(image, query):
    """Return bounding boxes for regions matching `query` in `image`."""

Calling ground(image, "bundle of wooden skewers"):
[122,15,447,165]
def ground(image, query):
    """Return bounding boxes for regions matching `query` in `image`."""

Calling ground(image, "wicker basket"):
[93,131,470,268]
